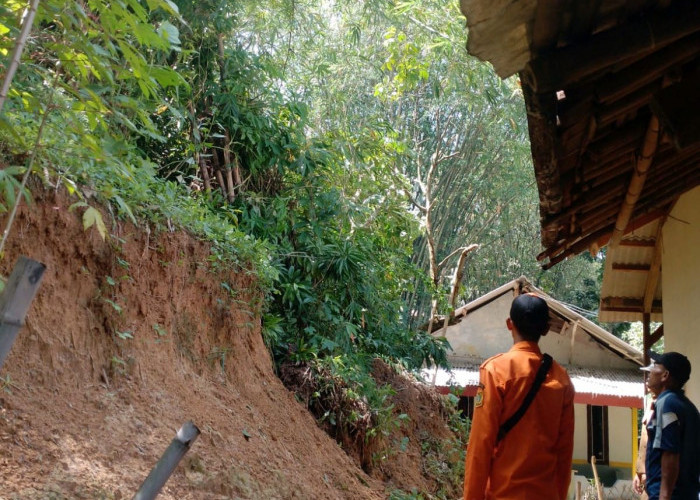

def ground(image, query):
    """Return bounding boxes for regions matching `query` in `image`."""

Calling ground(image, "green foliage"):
[280,355,411,472]
[0,2,612,493]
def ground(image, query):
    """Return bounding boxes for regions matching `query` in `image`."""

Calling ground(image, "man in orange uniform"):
[463,293,575,500]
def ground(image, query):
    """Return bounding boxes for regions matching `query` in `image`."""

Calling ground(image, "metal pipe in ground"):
[0,256,45,371]
[133,421,201,500]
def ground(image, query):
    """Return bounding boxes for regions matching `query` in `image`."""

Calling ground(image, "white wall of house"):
[445,293,514,358]
[662,186,700,405]
[443,293,632,369]
[608,406,633,469]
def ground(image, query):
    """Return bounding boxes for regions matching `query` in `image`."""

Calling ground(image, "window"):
[458,396,475,420]
[587,405,609,464]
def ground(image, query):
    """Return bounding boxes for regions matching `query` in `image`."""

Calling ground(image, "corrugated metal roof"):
[599,219,663,322]
[421,365,643,400]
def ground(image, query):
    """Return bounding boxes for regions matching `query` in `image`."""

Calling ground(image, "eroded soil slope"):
[0,191,385,499]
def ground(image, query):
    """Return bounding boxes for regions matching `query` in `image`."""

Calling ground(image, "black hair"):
[510,293,550,341]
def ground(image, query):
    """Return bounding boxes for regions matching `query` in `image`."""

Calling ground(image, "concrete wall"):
[662,186,700,405]
[608,406,633,475]
[444,292,632,369]
[443,293,514,359]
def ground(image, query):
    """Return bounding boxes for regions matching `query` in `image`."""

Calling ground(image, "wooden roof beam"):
[522,84,563,232]
[608,115,660,248]
[596,32,700,104]
[541,156,699,250]
[523,3,700,94]
[600,296,662,314]
[539,207,670,268]
[651,72,700,150]
[612,263,651,272]
[531,0,564,52]
[649,324,664,347]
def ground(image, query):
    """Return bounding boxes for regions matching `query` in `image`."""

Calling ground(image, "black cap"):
[510,293,550,338]
[641,351,692,386]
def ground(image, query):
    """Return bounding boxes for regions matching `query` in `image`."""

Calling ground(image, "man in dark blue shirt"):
[641,351,700,500]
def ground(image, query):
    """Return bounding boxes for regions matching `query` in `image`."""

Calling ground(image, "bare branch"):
[437,243,479,270]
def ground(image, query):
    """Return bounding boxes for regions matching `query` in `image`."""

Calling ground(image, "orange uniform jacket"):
[463,341,575,500]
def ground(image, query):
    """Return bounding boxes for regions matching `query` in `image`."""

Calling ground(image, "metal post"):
[0,256,45,370]
[133,421,201,500]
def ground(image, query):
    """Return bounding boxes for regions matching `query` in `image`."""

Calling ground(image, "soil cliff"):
[0,191,462,499]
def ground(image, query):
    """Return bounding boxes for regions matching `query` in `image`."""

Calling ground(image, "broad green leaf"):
[83,207,107,240]
[157,21,180,47]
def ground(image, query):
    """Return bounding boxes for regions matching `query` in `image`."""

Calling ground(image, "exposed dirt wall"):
[0,191,384,499]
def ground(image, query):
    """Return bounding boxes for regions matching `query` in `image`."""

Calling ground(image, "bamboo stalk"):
[591,456,605,500]
[0,0,41,115]
[209,146,227,197]
[609,115,660,248]
[222,131,235,202]
[215,33,236,203]
[197,154,211,193]
[0,74,57,257]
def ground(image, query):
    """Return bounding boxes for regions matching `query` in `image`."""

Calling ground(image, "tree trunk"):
[0,0,40,114]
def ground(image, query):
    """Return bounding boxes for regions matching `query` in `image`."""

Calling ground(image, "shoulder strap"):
[496,353,553,444]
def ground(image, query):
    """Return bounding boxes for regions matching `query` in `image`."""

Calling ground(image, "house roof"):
[451,276,644,365]
[599,218,663,322]
[459,0,700,322]
[422,363,644,408]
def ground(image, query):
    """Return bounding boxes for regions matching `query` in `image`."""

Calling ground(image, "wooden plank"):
[596,82,661,128]
[643,313,651,364]
[584,116,648,164]
[547,141,697,232]
[524,3,700,94]
[544,159,696,257]
[650,72,700,150]
[0,256,46,370]
[522,80,564,229]
[649,324,664,346]
[540,207,670,268]
[611,263,651,272]
[600,296,662,313]
[531,0,564,52]
[597,32,700,104]
[566,0,602,42]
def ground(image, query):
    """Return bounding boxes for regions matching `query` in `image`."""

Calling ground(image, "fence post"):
[0,256,45,371]
[133,421,201,500]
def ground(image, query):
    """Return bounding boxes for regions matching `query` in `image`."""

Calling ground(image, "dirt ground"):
[0,191,460,499]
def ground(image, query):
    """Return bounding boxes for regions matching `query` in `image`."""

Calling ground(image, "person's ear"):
[506,317,514,331]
